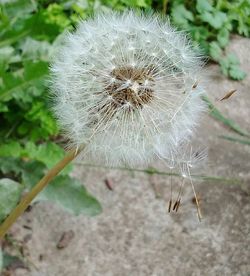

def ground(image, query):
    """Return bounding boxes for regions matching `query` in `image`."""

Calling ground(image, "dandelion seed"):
[173,178,184,212]
[219,89,237,101]
[168,199,172,213]
[175,199,181,212]
[192,81,198,89]
[172,200,178,211]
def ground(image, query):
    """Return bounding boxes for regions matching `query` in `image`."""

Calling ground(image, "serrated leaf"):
[23,101,58,139]
[0,157,23,175]
[0,60,48,102]
[172,4,194,27]
[229,66,246,80]
[237,13,249,37]
[2,0,37,18]
[0,72,22,102]
[42,3,71,31]
[21,160,46,189]
[200,11,227,29]
[227,53,240,65]
[196,0,213,14]
[0,141,22,158]
[219,54,246,80]
[0,14,32,48]
[191,26,210,41]
[19,38,52,61]
[209,42,222,61]
[23,142,69,171]
[0,178,23,222]
[217,28,229,47]
[0,9,60,49]
[0,46,14,64]
[219,59,230,76]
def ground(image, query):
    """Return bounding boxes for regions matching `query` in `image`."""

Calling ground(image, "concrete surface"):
[4,36,250,276]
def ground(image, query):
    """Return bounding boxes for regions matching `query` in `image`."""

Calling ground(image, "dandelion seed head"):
[51,11,206,166]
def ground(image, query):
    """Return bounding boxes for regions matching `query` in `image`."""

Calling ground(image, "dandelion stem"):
[0,148,81,239]
[163,0,168,13]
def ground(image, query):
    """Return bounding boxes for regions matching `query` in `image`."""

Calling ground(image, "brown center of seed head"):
[106,66,154,110]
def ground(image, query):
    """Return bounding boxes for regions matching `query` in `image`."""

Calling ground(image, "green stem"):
[0,148,81,239]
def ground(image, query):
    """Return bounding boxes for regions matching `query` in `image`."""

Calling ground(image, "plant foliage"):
[167,0,249,80]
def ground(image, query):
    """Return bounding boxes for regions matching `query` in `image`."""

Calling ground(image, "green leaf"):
[227,53,240,65]
[196,0,213,14]
[0,157,23,175]
[217,28,229,47]
[42,3,71,31]
[0,29,31,48]
[171,4,194,27]
[19,38,52,61]
[134,0,150,8]
[21,160,46,189]
[0,178,23,222]
[1,252,26,270]
[23,101,58,139]
[22,162,102,216]
[37,175,102,216]
[23,142,69,171]
[0,46,15,64]
[219,58,230,76]
[200,11,227,29]
[209,42,222,61]
[0,141,22,158]
[1,0,37,19]
[229,65,246,80]
[219,54,246,80]
[0,102,8,112]
[0,60,48,102]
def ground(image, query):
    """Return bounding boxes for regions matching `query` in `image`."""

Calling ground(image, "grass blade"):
[202,96,250,138]
[219,135,250,145]
[75,162,241,185]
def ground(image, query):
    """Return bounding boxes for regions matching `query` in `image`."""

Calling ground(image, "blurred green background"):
[0,0,250,227]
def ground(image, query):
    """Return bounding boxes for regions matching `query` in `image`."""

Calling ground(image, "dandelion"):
[0,11,207,238]
[50,10,206,167]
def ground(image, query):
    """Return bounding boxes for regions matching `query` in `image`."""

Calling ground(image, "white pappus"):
[50,10,207,171]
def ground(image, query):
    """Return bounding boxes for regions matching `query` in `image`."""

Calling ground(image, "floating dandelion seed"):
[51,10,206,167]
